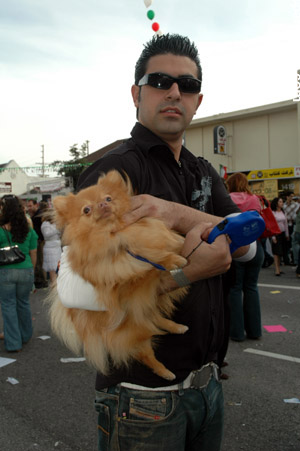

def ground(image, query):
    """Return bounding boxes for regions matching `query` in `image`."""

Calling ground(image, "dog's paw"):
[162,370,176,381]
[175,324,189,334]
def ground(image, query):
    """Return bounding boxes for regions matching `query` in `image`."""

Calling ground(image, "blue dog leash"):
[127,249,167,271]
[206,210,265,253]
[128,210,266,268]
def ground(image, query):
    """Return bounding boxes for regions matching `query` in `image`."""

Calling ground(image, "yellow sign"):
[264,179,278,200]
[247,167,294,180]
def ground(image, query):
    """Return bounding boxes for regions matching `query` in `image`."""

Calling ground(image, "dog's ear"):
[98,170,133,196]
[53,194,77,227]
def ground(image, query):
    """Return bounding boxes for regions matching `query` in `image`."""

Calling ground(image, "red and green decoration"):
[144,0,162,35]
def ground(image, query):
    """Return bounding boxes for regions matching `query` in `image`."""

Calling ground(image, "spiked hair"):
[134,33,202,86]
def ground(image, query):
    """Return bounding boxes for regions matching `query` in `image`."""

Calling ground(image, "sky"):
[0,0,299,172]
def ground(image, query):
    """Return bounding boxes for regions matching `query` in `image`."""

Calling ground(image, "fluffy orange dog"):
[49,170,188,380]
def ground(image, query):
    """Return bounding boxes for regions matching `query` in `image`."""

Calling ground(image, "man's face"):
[27,201,37,217]
[131,53,203,143]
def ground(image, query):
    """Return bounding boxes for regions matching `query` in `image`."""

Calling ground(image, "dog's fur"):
[49,170,188,380]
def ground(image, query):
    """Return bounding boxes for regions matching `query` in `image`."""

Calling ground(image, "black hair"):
[270,197,282,212]
[134,33,202,86]
[0,195,29,242]
[27,198,38,205]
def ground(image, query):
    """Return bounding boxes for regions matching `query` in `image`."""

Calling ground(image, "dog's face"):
[53,170,132,238]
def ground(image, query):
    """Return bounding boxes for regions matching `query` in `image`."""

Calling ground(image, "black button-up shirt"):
[78,122,239,389]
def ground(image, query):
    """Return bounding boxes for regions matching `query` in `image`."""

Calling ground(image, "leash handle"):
[207,211,265,253]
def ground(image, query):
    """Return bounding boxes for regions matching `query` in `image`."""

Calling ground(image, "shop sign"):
[247,167,294,180]
[214,125,227,154]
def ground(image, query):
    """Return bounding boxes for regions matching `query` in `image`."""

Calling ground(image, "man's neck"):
[155,132,183,161]
[165,140,182,161]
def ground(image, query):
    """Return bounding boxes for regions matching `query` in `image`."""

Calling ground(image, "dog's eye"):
[82,206,92,215]
[105,196,112,202]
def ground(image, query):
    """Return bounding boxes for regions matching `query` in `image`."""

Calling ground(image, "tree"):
[51,141,90,190]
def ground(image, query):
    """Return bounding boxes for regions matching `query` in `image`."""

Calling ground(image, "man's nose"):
[165,82,181,99]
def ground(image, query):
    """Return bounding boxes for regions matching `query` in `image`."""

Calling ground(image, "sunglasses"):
[138,72,201,94]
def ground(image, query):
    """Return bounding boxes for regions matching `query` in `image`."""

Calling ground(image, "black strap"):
[1,227,12,246]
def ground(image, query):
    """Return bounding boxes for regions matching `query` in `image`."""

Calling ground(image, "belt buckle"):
[190,363,214,390]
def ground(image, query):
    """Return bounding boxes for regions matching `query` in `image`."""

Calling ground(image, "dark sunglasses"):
[138,72,201,94]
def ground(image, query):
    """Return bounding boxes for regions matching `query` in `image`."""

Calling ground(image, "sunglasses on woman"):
[138,72,202,94]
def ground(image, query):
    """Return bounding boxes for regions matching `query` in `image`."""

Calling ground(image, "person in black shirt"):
[27,199,48,288]
[58,34,254,451]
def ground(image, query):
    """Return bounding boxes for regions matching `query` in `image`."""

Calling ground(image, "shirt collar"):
[130,122,196,164]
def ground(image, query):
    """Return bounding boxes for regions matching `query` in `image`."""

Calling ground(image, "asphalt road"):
[0,264,299,451]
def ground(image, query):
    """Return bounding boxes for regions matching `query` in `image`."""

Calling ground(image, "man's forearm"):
[166,201,223,233]
[124,194,223,233]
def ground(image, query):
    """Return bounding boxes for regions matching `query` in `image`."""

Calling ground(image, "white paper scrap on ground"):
[0,357,16,368]
[60,357,86,363]
[7,377,19,385]
[283,398,300,404]
[37,335,51,340]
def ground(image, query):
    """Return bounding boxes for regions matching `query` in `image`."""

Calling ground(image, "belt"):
[120,362,220,392]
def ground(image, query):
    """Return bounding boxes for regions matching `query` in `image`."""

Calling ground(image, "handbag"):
[0,227,26,266]
[257,196,281,238]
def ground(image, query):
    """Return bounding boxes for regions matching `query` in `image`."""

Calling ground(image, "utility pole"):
[41,145,45,177]
[86,140,89,155]
[35,145,46,177]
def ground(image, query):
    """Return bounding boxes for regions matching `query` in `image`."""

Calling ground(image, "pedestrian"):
[0,195,38,352]
[293,207,300,277]
[270,197,289,276]
[56,34,256,451]
[225,172,264,341]
[41,209,61,284]
[27,199,48,288]
[282,191,299,264]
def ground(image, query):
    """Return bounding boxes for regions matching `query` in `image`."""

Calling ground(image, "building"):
[0,160,34,197]
[0,160,72,201]
[185,99,300,198]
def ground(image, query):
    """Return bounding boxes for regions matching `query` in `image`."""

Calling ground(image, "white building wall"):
[186,100,299,174]
[0,160,31,196]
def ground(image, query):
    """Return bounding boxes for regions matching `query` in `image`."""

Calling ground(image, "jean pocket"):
[127,394,173,422]
[95,401,111,451]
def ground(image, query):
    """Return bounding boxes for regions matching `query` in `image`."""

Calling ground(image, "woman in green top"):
[0,195,38,352]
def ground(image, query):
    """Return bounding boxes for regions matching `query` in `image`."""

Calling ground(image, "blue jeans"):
[229,240,264,341]
[95,376,224,451]
[0,267,34,351]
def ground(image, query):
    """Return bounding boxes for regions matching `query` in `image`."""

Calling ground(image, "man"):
[283,191,299,265]
[27,199,48,288]
[58,34,255,450]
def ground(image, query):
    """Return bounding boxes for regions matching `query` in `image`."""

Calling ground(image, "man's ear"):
[195,94,203,113]
[131,84,140,108]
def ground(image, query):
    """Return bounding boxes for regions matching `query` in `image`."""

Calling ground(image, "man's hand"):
[123,194,223,233]
[159,223,232,292]
[181,223,232,281]
[123,194,177,229]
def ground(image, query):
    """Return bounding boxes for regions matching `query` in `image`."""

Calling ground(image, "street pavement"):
[0,264,299,451]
